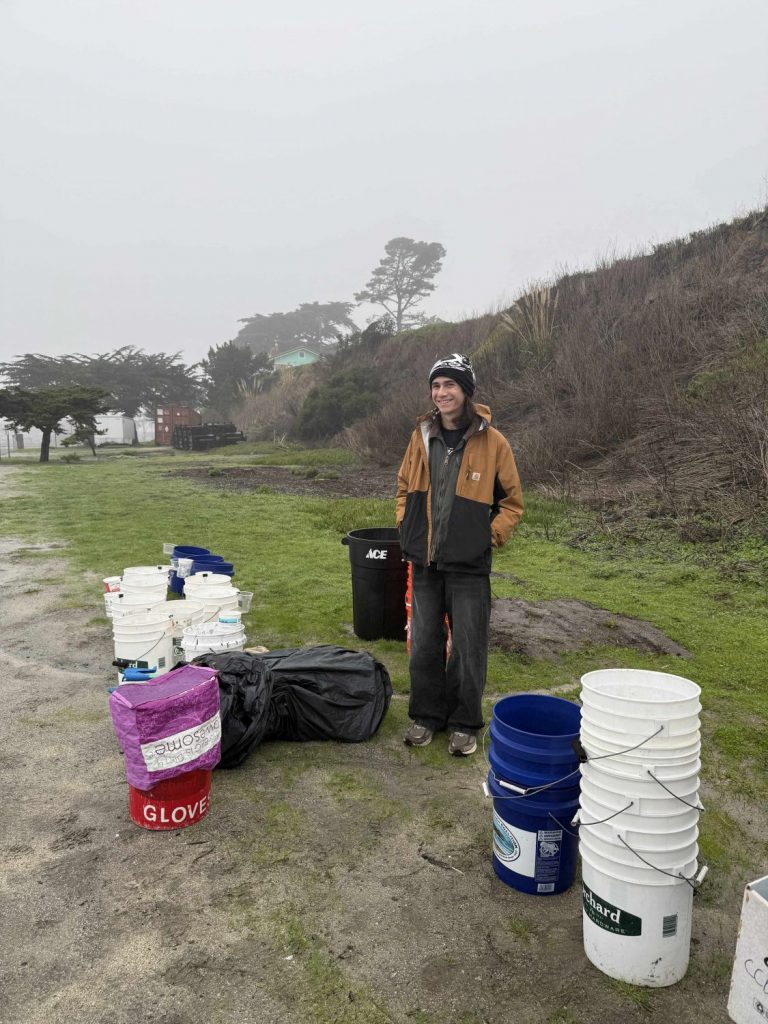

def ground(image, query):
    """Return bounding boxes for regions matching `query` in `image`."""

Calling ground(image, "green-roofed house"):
[269,343,324,368]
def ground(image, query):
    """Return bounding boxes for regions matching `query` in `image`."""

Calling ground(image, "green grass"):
[2,445,767,875]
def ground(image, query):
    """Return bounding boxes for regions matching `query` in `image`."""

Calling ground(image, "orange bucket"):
[128,769,212,830]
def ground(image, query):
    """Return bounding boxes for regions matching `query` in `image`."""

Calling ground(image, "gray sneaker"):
[404,723,434,747]
[448,731,477,757]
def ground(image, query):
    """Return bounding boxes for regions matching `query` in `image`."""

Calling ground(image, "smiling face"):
[431,375,467,426]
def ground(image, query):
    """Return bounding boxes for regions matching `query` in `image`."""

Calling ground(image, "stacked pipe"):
[577,669,707,988]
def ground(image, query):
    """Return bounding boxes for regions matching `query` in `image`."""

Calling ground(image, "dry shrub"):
[234,366,319,440]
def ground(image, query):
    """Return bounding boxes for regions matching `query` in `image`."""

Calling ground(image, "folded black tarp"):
[192,645,392,768]
[191,650,274,768]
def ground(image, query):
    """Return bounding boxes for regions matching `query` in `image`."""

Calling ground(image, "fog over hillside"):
[1,0,766,364]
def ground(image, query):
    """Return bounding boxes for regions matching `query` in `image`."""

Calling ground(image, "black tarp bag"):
[193,645,392,767]
[262,645,392,743]
[191,650,274,768]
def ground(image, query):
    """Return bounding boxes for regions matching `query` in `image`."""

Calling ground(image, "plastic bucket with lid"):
[128,769,212,831]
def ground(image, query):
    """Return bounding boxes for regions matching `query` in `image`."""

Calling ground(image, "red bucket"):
[128,769,212,831]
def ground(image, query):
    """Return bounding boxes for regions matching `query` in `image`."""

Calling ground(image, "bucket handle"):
[580,724,665,763]
[616,835,708,890]
[646,770,705,812]
[569,803,635,828]
[549,803,635,838]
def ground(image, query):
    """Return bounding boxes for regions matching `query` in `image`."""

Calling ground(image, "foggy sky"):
[1,0,766,366]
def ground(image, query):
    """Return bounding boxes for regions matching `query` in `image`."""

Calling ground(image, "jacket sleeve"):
[490,437,524,548]
[395,434,415,526]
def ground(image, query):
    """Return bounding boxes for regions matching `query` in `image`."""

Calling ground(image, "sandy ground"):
[0,465,756,1024]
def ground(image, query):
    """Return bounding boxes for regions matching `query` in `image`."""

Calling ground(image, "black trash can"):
[341,528,407,641]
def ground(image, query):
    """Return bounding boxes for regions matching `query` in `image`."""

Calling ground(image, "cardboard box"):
[728,875,768,1023]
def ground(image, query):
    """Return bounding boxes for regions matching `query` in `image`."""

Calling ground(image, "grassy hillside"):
[239,208,768,515]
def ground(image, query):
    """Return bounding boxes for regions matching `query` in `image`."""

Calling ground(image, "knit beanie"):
[428,353,476,397]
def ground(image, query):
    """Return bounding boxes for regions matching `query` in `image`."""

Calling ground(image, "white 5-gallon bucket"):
[183,572,233,591]
[581,669,701,721]
[181,620,246,660]
[581,852,695,987]
[113,612,174,680]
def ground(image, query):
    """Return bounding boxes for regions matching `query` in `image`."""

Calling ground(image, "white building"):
[0,415,155,451]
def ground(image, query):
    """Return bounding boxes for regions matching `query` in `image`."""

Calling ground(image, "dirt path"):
[0,466,748,1024]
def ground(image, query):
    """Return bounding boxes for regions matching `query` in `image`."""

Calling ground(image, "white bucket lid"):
[184,572,233,587]
[123,564,172,576]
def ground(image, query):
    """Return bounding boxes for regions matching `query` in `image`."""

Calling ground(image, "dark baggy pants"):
[408,564,491,733]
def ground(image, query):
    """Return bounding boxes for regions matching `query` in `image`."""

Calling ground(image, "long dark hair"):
[430,396,477,430]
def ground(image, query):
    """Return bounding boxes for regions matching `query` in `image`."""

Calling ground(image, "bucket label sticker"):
[534,828,563,885]
[140,712,221,772]
[582,882,642,936]
[493,813,553,880]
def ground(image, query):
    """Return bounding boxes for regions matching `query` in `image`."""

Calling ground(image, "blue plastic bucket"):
[489,693,581,793]
[169,545,211,594]
[488,772,580,895]
[488,694,581,895]
[191,556,233,577]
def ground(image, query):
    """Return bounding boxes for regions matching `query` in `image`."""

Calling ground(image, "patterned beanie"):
[428,353,476,397]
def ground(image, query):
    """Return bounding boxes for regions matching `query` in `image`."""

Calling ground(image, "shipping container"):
[154,406,202,446]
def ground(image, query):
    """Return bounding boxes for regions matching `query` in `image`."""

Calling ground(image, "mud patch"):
[172,464,397,499]
[489,597,690,659]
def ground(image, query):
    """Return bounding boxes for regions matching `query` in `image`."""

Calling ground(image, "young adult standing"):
[395,354,524,755]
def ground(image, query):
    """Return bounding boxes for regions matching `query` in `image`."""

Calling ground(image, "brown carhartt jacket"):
[395,403,524,573]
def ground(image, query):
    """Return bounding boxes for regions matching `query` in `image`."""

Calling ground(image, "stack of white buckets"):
[576,668,707,988]
[104,559,251,682]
